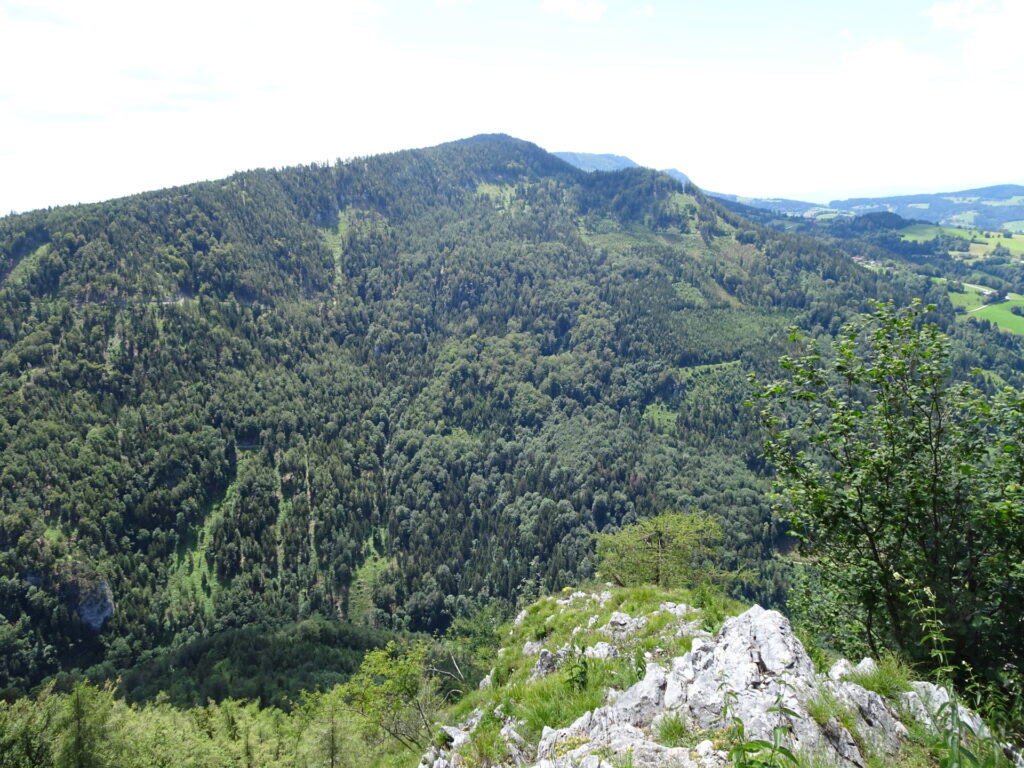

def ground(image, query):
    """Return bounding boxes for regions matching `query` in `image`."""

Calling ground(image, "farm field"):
[946,285,988,311]
[972,298,1024,334]
[900,223,1024,257]
[933,278,1024,334]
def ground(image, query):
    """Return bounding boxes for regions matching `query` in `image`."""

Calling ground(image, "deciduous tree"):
[752,300,1024,681]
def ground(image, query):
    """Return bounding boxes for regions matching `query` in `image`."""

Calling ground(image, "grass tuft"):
[845,653,914,699]
[654,711,689,748]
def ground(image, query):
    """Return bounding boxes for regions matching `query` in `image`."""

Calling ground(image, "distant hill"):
[661,168,691,185]
[552,152,639,172]
[829,184,1024,231]
[555,152,1024,232]
[709,192,828,217]
[554,151,690,185]
[714,184,1024,231]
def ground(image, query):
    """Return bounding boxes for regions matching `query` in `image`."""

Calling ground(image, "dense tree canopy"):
[1,135,1022,701]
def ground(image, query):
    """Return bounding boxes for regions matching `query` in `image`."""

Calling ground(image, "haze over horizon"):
[2,0,1022,214]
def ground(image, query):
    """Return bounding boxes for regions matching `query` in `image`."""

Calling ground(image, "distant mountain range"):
[553,151,690,185]
[554,151,1024,232]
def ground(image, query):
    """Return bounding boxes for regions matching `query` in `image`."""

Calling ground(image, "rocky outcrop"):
[77,580,114,632]
[422,601,1016,768]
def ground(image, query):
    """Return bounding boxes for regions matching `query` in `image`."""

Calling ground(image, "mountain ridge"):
[2,132,1021,704]
[554,149,1024,230]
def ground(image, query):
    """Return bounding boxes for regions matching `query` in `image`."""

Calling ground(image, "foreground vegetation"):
[3,580,1019,768]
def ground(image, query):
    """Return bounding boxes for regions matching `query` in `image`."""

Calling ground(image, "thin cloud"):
[541,0,609,21]
[924,0,986,29]
[924,0,1024,75]
[840,39,946,81]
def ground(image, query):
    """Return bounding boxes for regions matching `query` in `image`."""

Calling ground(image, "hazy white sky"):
[1,0,1022,213]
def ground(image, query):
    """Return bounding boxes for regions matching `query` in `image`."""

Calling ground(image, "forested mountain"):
[554,151,690,185]
[556,150,1024,231]
[2,134,1022,702]
[552,152,640,172]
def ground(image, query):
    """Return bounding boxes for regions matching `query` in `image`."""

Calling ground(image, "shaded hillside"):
[2,134,1018,695]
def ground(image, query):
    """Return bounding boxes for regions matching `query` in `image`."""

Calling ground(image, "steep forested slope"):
[2,134,1020,698]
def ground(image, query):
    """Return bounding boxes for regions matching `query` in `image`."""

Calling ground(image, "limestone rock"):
[600,611,648,638]
[584,642,618,660]
[76,580,114,632]
[829,658,854,681]
[528,648,565,681]
[421,602,1003,768]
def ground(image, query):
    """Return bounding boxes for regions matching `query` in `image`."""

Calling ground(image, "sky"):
[1,0,1022,214]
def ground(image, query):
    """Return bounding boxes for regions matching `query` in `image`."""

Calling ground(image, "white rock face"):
[422,603,1006,768]
[584,641,618,660]
[600,611,648,638]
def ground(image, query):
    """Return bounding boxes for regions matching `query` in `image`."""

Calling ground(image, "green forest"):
[1,135,1023,764]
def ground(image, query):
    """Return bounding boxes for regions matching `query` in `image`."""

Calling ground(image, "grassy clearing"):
[348,533,395,623]
[165,458,250,621]
[642,402,677,432]
[980,195,1024,207]
[4,243,48,285]
[900,223,1024,256]
[476,183,517,207]
[672,280,708,306]
[900,223,947,241]
[948,211,978,227]
[972,299,1024,334]
[943,281,988,311]
[936,277,1024,334]
[320,212,350,265]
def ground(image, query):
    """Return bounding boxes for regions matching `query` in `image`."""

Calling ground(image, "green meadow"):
[900,223,1024,257]
[972,298,1024,334]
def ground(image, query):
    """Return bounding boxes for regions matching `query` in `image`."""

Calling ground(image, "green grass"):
[972,299,1024,334]
[945,284,988,311]
[458,711,512,768]
[642,402,677,432]
[949,212,978,227]
[4,243,48,285]
[443,584,744,760]
[654,712,689,747]
[1005,220,1024,233]
[166,456,253,620]
[980,195,1024,207]
[672,280,708,306]
[507,674,607,741]
[320,212,350,265]
[805,687,856,731]
[348,533,395,623]
[844,653,914,699]
[900,223,1024,256]
[899,223,947,242]
[476,182,517,208]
